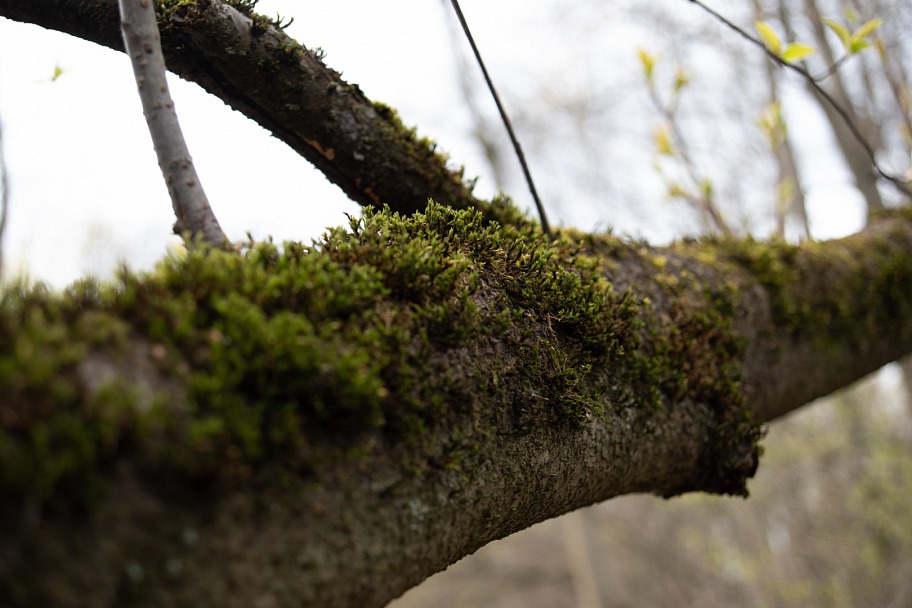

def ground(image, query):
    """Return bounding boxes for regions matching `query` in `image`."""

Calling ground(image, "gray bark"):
[118,0,226,245]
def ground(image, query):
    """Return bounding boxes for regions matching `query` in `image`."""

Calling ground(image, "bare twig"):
[685,0,912,200]
[117,0,227,247]
[440,0,509,190]
[448,0,553,237]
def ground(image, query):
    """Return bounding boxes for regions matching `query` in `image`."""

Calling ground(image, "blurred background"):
[2,0,911,605]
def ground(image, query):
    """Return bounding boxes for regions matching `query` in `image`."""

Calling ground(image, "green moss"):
[158,0,295,39]
[711,228,912,348]
[0,201,783,504]
[0,203,645,505]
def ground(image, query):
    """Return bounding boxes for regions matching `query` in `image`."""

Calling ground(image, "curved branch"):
[1,205,911,607]
[118,0,227,246]
[0,0,491,220]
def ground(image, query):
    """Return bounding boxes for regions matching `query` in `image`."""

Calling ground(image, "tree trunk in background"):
[801,0,884,212]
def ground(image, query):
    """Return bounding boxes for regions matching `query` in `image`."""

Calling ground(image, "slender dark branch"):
[117,0,227,247]
[448,0,553,237]
[813,54,850,81]
[686,0,912,200]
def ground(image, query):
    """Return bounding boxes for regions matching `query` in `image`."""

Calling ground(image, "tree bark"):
[1,2,912,607]
[1,204,911,607]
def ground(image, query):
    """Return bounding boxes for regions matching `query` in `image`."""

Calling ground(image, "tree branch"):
[447,0,552,237]
[2,2,912,607]
[0,0,494,221]
[1,204,911,607]
[118,0,227,246]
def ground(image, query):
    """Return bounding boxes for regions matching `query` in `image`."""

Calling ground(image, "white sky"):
[0,0,866,287]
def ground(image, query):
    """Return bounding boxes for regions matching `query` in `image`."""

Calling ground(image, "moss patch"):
[0,200,783,506]
[711,225,912,348]
[0,203,663,505]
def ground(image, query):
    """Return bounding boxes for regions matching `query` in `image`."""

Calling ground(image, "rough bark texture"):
[1,2,912,608]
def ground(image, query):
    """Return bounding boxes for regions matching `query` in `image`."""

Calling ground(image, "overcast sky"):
[0,0,865,287]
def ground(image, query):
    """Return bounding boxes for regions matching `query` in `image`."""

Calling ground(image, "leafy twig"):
[639,50,731,234]
[117,0,227,247]
[448,0,552,237]
[685,0,912,199]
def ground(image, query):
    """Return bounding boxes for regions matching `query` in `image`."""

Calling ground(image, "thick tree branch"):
[2,2,912,607]
[1,204,911,607]
[0,0,492,220]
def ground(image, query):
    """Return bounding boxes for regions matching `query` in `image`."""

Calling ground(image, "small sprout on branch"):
[758,101,793,156]
[754,21,783,56]
[823,17,883,55]
[654,125,674,156]
[637,48,657,84]
[781,43,815,64]
[754,21,816,64]
[672,66,691,93]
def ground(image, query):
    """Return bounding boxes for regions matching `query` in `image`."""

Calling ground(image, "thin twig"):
[118,0,227,247]
[440,0,509,189]
[448,0,553,237]
[686,0,912,200]
[645,83,732,235]
[812,54,850,82]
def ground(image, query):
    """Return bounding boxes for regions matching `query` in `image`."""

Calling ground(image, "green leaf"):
[654,125,673,156]
[666,182,685,199]
[852,17,883,40]
[849,39,871,54]
[758,102,786,147]
[755,21,782,55]
[637,48,656,83]
[823,18,852,52]
[781,43,816,63]
[673,66,690,93]
[845,18,883,54]
[51,65,64,82]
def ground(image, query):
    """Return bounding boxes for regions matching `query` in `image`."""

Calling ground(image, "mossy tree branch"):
[2,2,912,607]
[2,203,912,607]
